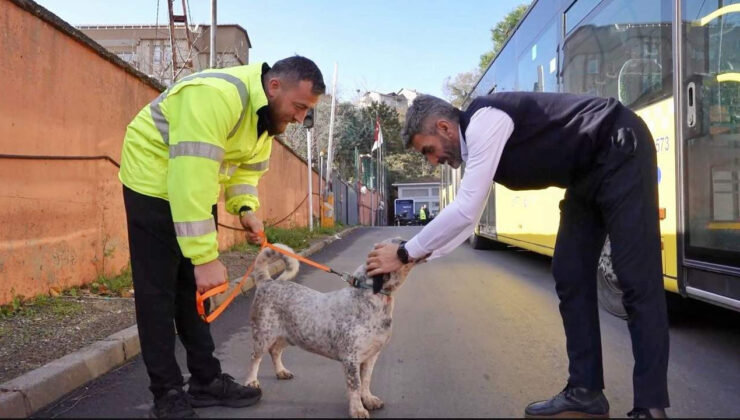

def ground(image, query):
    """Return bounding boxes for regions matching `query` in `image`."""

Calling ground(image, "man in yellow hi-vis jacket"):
[119,56,324,418]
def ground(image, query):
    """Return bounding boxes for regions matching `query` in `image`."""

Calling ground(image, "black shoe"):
[187,373,262,408]
[628,407,668,418]
[525,384,610,418]
[149,389,198,418]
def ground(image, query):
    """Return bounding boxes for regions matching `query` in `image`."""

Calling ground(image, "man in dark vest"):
[366,93,669,419]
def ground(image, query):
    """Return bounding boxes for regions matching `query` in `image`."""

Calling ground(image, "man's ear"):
[436,119,454,136]
[266,78,281,98]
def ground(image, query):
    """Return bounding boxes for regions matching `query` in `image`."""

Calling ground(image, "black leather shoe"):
[525,384,610,418]
[149,389,198,418]
[187,373,261,408]
[628,407,668,418]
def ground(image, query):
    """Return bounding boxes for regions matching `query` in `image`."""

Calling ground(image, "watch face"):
[397,246,409,263]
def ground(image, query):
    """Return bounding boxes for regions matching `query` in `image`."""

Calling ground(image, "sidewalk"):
[0,226,358,418]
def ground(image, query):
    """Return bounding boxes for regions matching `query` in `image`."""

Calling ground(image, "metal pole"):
[325,62,338,196]
[319,152,324,224]
[307,129,313,231]
[371,159,375,227]
[166,0,178,80]
[210,0,217,68]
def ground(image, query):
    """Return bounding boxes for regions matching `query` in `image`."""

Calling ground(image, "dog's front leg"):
[344,361,369,418]
[360,353,384,410]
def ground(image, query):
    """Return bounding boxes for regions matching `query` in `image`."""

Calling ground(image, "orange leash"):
[195,232,342,323]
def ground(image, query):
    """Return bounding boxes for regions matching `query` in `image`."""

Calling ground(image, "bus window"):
[565,0,603,34]
[517,22,558,92]
[493,44,518,93]
[683,1,740,266]
[562,0,672,108]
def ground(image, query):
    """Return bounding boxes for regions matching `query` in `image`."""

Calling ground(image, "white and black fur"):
[244,239,415,418]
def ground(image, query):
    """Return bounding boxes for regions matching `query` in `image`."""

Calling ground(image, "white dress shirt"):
[405,107,514,260]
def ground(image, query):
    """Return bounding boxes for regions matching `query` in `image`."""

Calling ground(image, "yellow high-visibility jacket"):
[119,63,273,265]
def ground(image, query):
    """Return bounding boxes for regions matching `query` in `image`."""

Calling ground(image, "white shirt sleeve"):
[405,107,514,260]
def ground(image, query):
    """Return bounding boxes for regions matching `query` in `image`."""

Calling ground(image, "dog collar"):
[342,273,391,296]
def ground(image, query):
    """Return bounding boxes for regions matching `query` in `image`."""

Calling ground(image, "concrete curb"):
[0,226,359,418]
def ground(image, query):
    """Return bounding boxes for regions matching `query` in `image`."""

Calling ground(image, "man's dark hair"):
[268,55,326,95]
[402,94,461,148]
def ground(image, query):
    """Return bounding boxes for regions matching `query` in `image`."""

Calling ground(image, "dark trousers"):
[551,107,669,408]
[123,186,221,399]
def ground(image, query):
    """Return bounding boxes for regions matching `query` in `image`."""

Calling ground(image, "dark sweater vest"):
[459,92,622,190]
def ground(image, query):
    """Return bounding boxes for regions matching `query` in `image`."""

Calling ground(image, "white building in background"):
[77,24,251,86]
[356,88,419,114]
[392,180,440,217]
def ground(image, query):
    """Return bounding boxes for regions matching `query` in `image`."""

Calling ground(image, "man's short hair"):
[402,94,461,148]
[268,55,326,95]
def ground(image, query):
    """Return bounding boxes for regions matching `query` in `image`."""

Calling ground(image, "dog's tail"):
[253,243,299,285]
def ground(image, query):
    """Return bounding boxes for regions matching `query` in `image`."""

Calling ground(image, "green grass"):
[229,223,347,253]
[88,267,132,296]
[0,268,132,319]
[0,293,83,319]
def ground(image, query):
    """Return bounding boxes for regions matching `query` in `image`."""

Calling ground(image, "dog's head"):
[353,237,416,296]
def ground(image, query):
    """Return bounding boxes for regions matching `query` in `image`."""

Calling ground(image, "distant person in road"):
[365,93,669,419]
[119,56,324,418]
[419,204,428,225]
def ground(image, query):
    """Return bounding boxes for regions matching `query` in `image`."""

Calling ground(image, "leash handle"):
[195,232,267,323]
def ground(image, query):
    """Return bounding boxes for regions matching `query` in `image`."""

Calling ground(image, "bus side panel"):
[493,185,564,257]
[634,98,679,293]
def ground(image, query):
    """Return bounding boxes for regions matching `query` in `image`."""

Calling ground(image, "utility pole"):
[167,0,194,80]
[322,63,338,227]
[210,0,217,68]
[166,0,178,80]
[307,129,313,231]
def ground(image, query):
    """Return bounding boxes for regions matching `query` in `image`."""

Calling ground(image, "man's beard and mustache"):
[267,106,288,136]
[439,132,462,168]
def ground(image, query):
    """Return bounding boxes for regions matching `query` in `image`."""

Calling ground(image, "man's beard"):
[441,133,462,168]
[267,107,287,135]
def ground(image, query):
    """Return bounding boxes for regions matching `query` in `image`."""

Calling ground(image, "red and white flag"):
[372,117,384,152]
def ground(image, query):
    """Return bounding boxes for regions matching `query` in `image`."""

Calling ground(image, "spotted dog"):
[244,239,416,418]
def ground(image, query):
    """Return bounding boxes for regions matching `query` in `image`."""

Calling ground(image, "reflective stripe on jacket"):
[119,63,273,265]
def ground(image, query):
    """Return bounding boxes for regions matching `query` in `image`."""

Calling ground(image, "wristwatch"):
[239,206,253,217]
[397,241,410,264]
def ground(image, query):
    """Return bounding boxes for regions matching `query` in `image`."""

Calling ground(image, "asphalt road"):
[36,226,740,418]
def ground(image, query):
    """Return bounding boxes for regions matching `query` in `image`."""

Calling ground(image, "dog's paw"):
[350,407,370,418]
[276,369,294,380]
[362,394,384,410]
[245,379,261,389]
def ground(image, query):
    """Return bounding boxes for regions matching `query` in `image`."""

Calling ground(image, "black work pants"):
[552,106,669,408]
[123,186,221,399]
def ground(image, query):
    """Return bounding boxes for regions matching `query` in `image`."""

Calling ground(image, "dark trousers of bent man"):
[123,186,221,398]
[551,106,670,409]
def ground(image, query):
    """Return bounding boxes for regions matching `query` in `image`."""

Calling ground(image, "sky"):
[34,0,528,101]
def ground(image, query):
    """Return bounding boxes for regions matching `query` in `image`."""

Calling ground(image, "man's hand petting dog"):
[366,243,402,276]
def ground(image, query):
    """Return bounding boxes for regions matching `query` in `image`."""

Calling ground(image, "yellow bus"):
[442,0,740,317]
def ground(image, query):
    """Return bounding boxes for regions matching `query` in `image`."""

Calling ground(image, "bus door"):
[679,0,740,310]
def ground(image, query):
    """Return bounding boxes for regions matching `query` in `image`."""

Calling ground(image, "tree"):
[443,69,481,108]
[479,4,529,72]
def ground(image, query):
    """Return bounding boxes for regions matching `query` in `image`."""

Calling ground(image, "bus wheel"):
[469,233,508,250]
[597,237,629,320]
